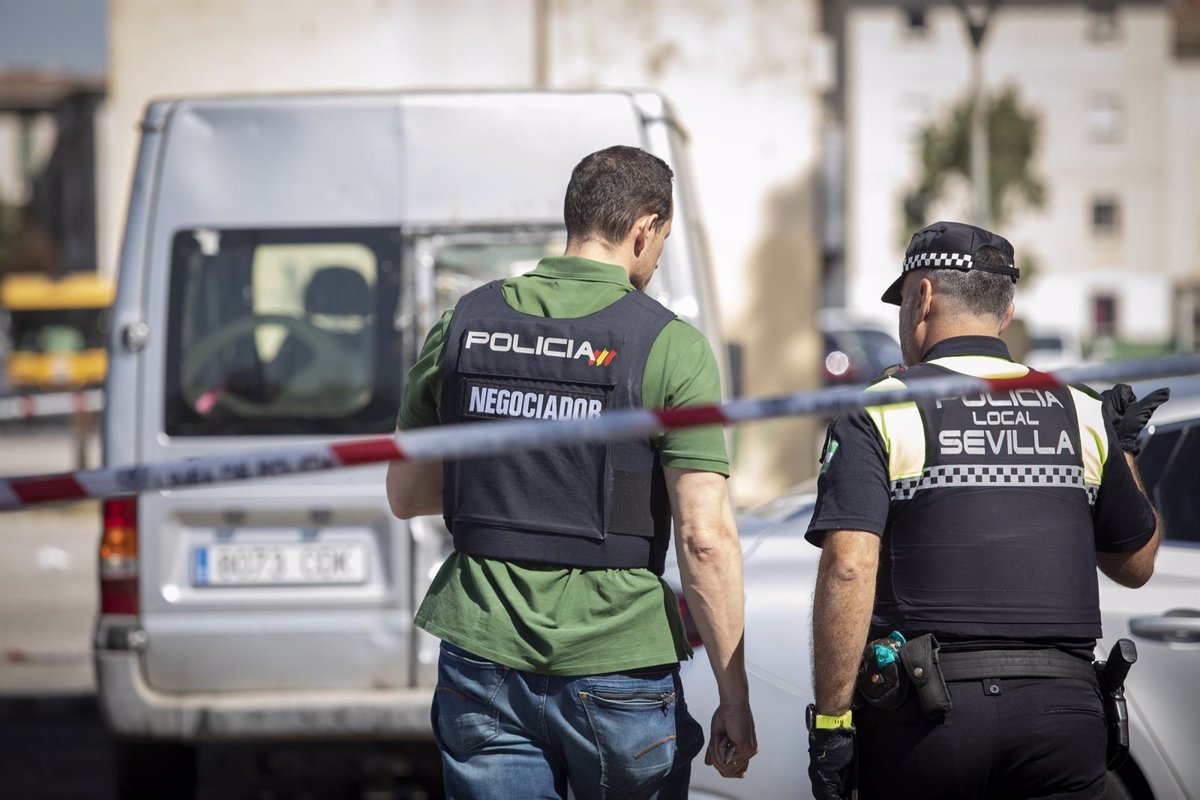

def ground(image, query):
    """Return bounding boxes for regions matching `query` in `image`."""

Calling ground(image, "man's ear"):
[918,277,935,321]
[632,213,659,258]
[998,302,1015,334]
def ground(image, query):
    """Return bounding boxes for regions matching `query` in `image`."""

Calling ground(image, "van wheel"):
[113,739,197,800]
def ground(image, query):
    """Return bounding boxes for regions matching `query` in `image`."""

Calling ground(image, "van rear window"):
[165,227,404,436]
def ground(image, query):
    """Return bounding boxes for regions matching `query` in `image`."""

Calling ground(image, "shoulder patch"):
[820,438,840,475]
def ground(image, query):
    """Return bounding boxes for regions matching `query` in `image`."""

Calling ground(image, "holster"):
[1101,685,1130,770]
[1096,638,1137,771]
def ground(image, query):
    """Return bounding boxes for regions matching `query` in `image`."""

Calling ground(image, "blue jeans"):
[432,642,705,800]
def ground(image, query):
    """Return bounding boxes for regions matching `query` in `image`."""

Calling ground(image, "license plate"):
[193,542,368,586]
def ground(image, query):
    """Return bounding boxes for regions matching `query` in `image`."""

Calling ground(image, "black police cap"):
[881,220,1020,305]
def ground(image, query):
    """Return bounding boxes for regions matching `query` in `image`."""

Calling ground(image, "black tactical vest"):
[867,356,1108,641]
[438,281,676,573]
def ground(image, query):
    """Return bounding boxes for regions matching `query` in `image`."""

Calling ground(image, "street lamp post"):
[960,0,996,228]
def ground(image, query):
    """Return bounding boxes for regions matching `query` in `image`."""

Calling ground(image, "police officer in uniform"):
[387,146,757,799]
[805,221,1166,799]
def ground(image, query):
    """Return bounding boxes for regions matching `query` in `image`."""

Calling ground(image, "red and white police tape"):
[1,354,1198,511]
[0,389,105,422]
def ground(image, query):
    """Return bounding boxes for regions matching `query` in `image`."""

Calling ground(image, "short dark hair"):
[564,146,674,246]
[927,246,1015,319]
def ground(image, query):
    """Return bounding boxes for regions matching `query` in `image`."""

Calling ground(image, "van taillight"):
[100,497,138,615]
[678,595,704,649]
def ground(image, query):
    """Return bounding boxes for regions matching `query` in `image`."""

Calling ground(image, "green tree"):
[902,87,1045,236]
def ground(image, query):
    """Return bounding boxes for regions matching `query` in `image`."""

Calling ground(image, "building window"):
[902,6,928,39]
[1087,7,1120,42]
[1092,196,1121,236]
[1093,295,1117,338]
[1087,92,1124,143]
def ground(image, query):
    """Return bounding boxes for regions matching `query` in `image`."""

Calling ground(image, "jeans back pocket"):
[579,674,679,799]
[434,644,509,757]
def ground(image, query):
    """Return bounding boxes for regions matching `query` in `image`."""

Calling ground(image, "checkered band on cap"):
[902,252,974,274]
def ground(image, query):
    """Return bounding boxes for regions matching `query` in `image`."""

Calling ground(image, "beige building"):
[106,0,835,503]
[842,0,1200,351]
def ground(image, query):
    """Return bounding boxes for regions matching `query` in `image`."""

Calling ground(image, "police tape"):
[0,389,105,422]
[1,354,1198,511]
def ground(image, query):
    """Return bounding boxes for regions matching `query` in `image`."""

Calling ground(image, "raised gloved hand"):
[1100,384,1170,456]
[808,726,855,800]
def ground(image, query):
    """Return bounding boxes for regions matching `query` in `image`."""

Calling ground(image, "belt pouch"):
[899,634,953,718]
[857,636,908,710]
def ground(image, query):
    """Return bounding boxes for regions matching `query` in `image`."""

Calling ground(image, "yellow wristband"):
[814,710,854,730]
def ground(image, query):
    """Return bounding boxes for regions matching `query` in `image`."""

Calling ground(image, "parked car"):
[670,375,1200,800]
[818,310,902,385]
[94,90,725,798]
[1024,327,1086,372]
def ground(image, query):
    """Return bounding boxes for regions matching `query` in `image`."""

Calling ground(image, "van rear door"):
[135,97,418,693]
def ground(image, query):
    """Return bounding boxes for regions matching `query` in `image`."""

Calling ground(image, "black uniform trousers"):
[857,676,1108,800]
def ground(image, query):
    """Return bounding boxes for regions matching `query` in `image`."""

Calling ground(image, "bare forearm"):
[666,467,750,704]
[385,458,444,519]
[677,529,748,703]
[811,530,879,715]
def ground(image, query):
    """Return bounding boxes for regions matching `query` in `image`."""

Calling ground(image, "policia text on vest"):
[456,319,621,421]
[936,389,1075,456]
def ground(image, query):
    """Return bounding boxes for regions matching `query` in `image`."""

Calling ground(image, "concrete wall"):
[106,0,832,503]
[1166,63,1200,283]
[105,0,538,285]
[846,4,1197,347]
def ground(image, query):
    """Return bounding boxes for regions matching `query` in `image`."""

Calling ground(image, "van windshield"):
[432,239,564,313]
[165,227,403,436]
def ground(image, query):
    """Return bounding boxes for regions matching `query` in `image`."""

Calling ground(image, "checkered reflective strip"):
[903,252,973,273]
[891,464,1098,505]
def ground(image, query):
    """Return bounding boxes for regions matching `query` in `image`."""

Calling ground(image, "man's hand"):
[1101,384,1170,455]
[808,726,855,800]
[704,700,757,779]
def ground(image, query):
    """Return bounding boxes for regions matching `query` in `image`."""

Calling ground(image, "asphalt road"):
[0,420,443,799]
[0,421,100,695]
[0,691,443,800]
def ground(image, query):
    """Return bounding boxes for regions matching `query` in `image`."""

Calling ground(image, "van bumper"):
[94,645,436,742]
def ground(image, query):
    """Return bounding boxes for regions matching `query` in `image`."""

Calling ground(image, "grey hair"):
[926,246,1015,320]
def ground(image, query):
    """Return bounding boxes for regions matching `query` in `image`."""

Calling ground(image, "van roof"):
[143,89,675,119]
[143,90,683,231]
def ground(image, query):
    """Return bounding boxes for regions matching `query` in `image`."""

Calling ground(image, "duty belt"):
[938,649,1096,683]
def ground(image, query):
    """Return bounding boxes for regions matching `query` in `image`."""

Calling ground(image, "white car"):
[671,376,1200,800]
[1024,328,1087,372]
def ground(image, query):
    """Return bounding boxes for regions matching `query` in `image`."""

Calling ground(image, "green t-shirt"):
[400,256,729,675]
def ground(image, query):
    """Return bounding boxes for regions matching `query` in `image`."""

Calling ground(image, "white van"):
[95,90,723,796]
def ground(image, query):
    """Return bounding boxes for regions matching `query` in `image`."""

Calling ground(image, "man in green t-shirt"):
[387,145,756,799]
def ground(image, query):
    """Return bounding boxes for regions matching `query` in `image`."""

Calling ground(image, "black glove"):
[1100,384,1170,456]
[808,726,856,800]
